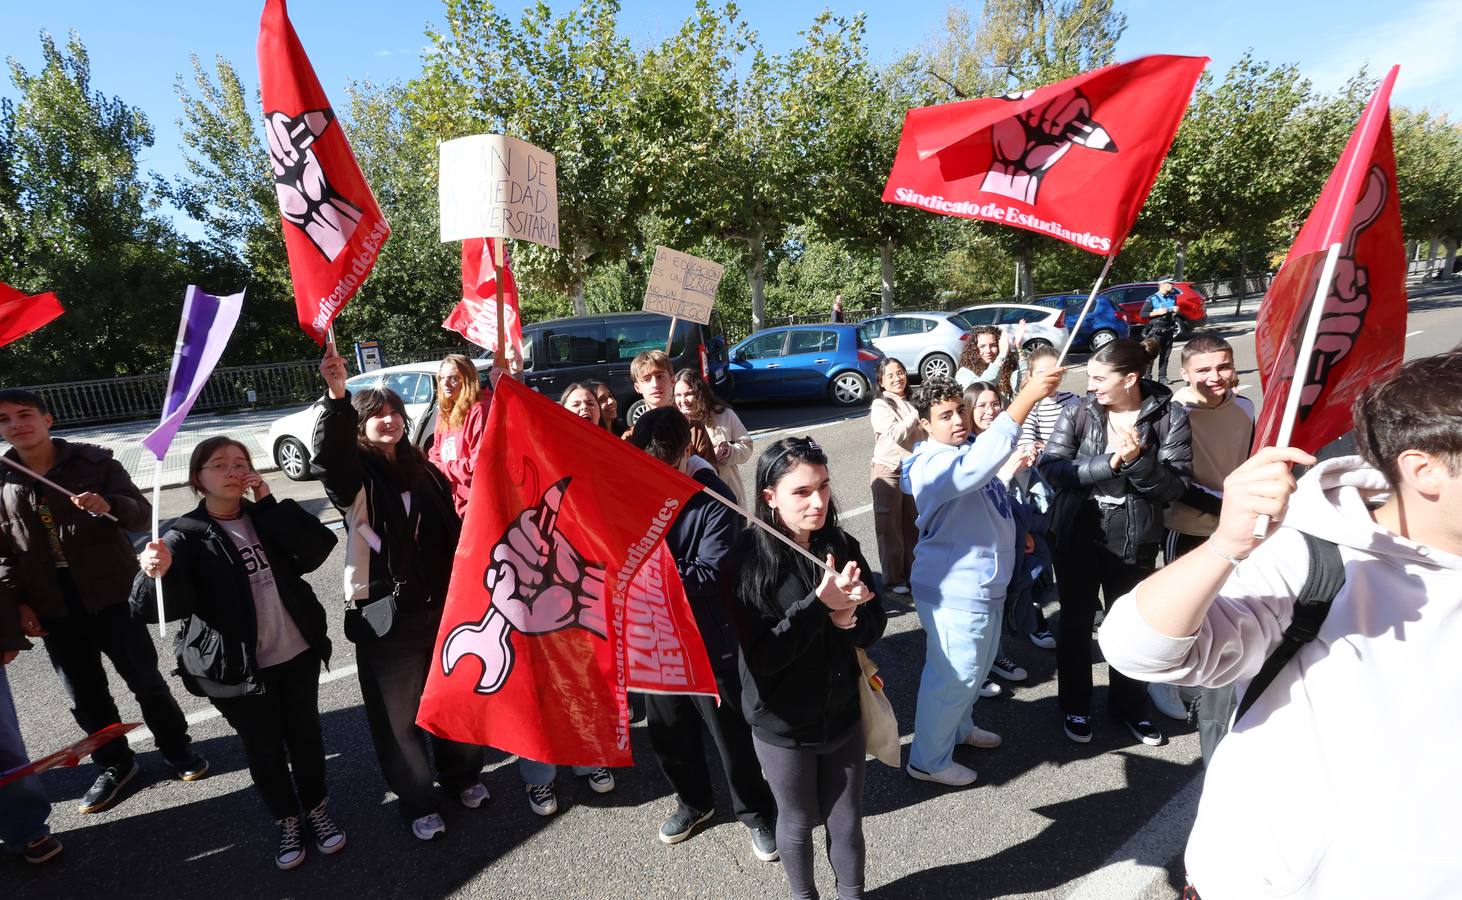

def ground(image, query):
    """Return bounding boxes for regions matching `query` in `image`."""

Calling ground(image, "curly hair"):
[914,375,964,420]
[959,326,1017,398]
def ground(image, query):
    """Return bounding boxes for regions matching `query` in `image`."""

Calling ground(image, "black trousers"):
[210,651,327,821]
[40,572,191,770]
[1055,509,1155,723]
[645,667,776,828]
[1146,325,1177,380]
[353,607,484,821]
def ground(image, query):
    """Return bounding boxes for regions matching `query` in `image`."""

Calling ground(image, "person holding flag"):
[131,437,344,870]
[0,390,207,815]
[312,346,487,842]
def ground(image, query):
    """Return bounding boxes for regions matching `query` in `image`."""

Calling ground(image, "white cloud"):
[1302,0,1462,109]
[374,49,393,58]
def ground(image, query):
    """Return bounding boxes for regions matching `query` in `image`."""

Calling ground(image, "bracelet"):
[832,614,858,630]
[1206,543,1247,568]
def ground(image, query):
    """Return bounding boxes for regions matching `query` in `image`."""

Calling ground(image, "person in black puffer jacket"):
[724,437,886,900]
[132,436,342,870]
[1038,338,1191,749]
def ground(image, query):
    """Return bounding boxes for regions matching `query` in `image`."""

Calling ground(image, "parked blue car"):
[1043,293,1131,351]
[728,324,883,407]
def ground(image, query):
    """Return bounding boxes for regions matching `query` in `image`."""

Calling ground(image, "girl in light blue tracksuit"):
[899,371,1059,786]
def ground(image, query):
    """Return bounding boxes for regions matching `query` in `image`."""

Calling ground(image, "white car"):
[955,303,1067,353]
[856,311,972,382]
[267,359,490,481]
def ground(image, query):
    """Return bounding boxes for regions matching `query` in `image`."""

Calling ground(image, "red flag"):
[417,376,719,767]
[0,723,139,788]
[883,54,1207,255]
[0,282,64,347]
[257,0,390,344]
[442,238,525,359]
[1252,66,1406,455]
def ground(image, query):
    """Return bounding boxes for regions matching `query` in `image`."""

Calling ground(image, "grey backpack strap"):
[1233,533,1345,723]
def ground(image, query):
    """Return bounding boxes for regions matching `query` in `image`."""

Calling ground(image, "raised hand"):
[1212,447,1317,558]
[320,340,349,399]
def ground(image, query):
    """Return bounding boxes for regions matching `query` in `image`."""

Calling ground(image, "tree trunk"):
[570,245,591,315]
[1173,238,1188,281]
[1232,246,1248,317]
[748,231,766,333]
[1444,238,1458,280]
[879,241,895,314]
[1019,236,1035,300]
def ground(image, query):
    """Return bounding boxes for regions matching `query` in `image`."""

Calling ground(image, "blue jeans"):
[0,663,52,852]
[908,600,1004,774]
[518,759,597,784]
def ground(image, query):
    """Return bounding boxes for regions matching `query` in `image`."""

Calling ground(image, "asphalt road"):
[7,287,1460,899]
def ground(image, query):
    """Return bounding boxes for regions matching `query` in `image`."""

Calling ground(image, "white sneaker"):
[963,725,1002,749]
[410,813,445,842]
[979,679,1003,699]
[1148,683,1188,721]
[526,783,558,817]
[584,767,615,794]
[459,782,491,809]
[906,761,977,787]
[990,656,1028,682]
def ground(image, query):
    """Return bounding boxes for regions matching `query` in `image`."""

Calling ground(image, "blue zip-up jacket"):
[900,413,1020,611]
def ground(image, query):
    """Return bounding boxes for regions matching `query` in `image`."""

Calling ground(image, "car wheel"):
[919,352,955,382]
[625,399,648,427]
[1021,338,1053,354]
[275,437,312,482]
[829,371,871,407]
[1089,329,1117,351]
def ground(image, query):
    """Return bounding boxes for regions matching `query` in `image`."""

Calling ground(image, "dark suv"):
[519,311,732,423]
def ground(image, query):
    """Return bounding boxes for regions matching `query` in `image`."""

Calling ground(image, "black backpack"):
[1232,532,1346,722]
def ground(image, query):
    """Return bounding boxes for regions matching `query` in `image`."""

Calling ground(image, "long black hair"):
[737,437,847,618]
[352,387,428,490]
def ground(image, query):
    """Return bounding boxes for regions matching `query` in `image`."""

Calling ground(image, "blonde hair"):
[437,354,481,430]
[630,350,672,383]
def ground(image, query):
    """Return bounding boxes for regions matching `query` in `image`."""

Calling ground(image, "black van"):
[519,311,732,424]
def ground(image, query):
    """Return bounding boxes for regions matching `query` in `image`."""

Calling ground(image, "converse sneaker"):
[411,813,446,841]
[459,782,491,809]
[526,783,558,817]
[749,824,779,862]
[1029,630,1057,650]
[1064,714,1093,744]
[584,767,615,794]
[22,834,63,864]
[979,679,1004,699]
[906,761,977,787]
[275,815,306,869]
[962,724,1002,749]
[78,761,139,814]
[1148,683,1188,721]
[990,656,1028,682]
[1126,719,1166,747]
[306,799,347,854]
[658,806,713,844]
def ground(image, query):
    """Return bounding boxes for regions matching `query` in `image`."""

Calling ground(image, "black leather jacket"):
[1038,381,1192,560]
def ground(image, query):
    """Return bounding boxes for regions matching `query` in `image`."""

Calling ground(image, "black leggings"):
[211,651,326,821]
[753,726,866,900]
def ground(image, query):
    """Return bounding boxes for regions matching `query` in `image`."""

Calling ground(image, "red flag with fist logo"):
[442,238,525,360]
[258,0,390,344]
[883,54,1207,255]
[1252,66,1407,454]
[417,377,718,767]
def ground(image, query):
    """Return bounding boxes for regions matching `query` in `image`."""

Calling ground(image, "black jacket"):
[725,531,886,749]
[129,497,336,699]
[1038,381,1192,560]
[668,466,743,672]
[0,440,151,618]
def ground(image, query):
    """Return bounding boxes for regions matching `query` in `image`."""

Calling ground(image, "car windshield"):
[345,373,377,391]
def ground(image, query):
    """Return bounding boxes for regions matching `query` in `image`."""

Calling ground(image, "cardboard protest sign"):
[440,135,559,249]
[642,246,725,326]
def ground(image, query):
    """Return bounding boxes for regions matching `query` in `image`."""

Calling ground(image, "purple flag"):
[142,286,246,461]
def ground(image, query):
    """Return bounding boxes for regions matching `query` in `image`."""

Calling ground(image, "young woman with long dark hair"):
[560,382,602,427]
[673,369,753,502]
[587,381,625,436]
[1038,338,1192,747]
[313,345,487,842]
[133,437,342,869]
[723,438,887,900]
[868,357,922,596]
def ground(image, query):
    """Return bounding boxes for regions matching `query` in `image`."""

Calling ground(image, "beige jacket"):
[869,393,924,471]
[1164,387,1255,537]
[705,407,753,503]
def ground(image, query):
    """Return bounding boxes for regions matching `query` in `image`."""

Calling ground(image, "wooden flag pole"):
[1252,241,1344,537]
[1056,253,1118,366]
[493,237,507,367]
[665,316,678,354]
[0,457,119,522]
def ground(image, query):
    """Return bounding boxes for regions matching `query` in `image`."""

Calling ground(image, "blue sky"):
[5,0,1459,236]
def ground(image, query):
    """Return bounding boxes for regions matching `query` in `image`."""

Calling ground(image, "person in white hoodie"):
[1098,349,1462,900]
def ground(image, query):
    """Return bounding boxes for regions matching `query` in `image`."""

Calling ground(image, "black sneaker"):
[22,834,63,864]
[78,761,139,813]
[167,750,210,782]
[305,799,347,854]
[1126,719,1166,746]
[991,656,1028,682]
[1063,714,1093,744]
[275,815,306,870]
[749,824,779,862]
[658,806,713,844]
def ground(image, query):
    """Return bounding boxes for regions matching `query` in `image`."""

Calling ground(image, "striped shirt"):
[1019,391,1078,447]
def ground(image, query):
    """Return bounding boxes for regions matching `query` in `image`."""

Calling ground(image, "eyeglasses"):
[972,402,1003,411]
[202,463,252,475]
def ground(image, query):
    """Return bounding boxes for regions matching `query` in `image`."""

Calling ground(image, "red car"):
[1100,282,1208,337]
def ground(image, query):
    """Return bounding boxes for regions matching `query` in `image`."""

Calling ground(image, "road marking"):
[125,664,359,747]
[842,503,873,519]
[1406,330,1423,337]
[1065,770,1202,900]
[750,414,867,441]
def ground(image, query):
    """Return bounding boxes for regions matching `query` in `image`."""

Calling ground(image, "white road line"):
[1064,771,1203,900]
[750,415,866,441]
[126,664,359,747]
[841,503,873,519]
[1406,330,1423,337]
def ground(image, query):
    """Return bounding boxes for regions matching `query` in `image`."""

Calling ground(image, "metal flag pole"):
[696,482,841,579]
[1055,253,1118,366]
[1252,241,1344,538]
